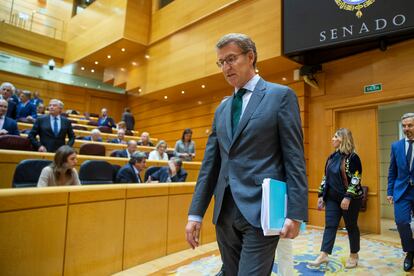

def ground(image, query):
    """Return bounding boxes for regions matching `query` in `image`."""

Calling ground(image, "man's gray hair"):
[50,99,64,108]
[91,129,101,135]
[129,151,147,164]
[401,113,414,121]
[216,33,257,67]
[0,82,15,92]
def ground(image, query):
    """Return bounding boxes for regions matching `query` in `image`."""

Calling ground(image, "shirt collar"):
[132,165,140,176]
[234,74,261,94]
[51,115,61,120]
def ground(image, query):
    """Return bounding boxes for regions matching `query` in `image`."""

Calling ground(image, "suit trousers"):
[321,189,361,254]
[216,187,279,276]
[394,185,414,252]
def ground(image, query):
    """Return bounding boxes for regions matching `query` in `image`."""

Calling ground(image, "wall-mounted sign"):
[364,83,382,93]
[283,0,414,65]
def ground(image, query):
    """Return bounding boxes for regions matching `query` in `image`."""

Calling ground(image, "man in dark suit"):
[28,99,75,152]
[116,151,147,183]
[82,129,103,142]
[108,129,127,144]
[116,140,137,158]
[121,107,135,131]
[0,82,17,119]
[185,33,308,275]
[98,108,116,128]
[16,90,37,122]
[0,99,19,136]
[388,113,414,271]
[149,157,187,183]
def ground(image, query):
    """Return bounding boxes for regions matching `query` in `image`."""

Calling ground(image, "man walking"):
[388,113,414,272]
[185,33,308,275]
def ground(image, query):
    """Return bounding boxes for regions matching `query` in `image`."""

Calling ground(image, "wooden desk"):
[0,149,201,189]
[18,122,151,142]
[0,183,215,275]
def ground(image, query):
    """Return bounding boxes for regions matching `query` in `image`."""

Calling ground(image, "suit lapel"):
[231,79,266,146]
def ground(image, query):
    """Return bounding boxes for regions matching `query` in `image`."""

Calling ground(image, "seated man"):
[83,129,103,142]
[28,99,75,152]
[109,129,127,144]
[0,99,19,136]
[116,140,137,158]
[97,108,116,128]
[16,90,37,122]
[149,157,187,183]
[137,131,154,147]
[116,151,147,183]
[0,82,17,119]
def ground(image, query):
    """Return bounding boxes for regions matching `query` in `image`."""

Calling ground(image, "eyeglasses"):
[216,52,247,68]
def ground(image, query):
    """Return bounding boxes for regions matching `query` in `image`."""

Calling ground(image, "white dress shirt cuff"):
[188,215,203,222]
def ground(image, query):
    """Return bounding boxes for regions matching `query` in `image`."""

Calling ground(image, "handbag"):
[340,155,368,212]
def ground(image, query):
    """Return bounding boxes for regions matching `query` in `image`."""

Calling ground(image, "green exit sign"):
[364,83,382,93]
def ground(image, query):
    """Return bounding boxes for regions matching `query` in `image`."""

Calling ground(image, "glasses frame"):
[216,52,248,68]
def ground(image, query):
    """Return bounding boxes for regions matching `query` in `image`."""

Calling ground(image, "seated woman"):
[174,128,196,161]
[148,140,169,161]
[37,145,81,187]
[116,121,127,131]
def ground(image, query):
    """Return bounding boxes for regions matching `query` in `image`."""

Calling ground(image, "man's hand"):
[168,160,177,176]
[38,146,47,152]
[387,196,393,205]
[317,197,325,211]
[0,129,8,135]
[340,198,351,210]
[280,218,300,239]
[185,220,202,249]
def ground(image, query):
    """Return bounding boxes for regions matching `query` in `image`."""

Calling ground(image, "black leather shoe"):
[404,252,414,272]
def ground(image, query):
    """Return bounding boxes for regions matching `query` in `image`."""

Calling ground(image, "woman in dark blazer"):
[309,128,364,269]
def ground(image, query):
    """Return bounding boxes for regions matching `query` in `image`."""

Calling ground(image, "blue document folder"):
[261,178,306,236]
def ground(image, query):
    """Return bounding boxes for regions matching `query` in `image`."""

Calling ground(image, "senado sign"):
[283,0,414,64]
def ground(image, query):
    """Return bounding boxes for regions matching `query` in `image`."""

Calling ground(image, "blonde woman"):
[309,128,363,269]
[148,140,169,161]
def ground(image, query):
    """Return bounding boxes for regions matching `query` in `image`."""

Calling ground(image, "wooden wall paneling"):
[133,0,282,94]
[0,206,67,276]
[166,193,194,254]
[123,196,168,269]
[64,200,125,276]
[64,0,127,64]
[123,0,151,45]
[0,22,66,61]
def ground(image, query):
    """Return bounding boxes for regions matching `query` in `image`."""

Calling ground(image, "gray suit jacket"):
[188,78,308,228]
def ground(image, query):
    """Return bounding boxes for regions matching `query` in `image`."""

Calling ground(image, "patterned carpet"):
[165,229,409,276]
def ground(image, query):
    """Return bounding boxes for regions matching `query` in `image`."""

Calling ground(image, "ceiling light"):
[81,67,85,70]
[84,83,88,86]
[255,69,259,73]
[198,101,203,105]
[164,96,168,100]
[138,88,142,92]
[94,61,99,65]
[181,90,185,94]
[107,55,111,59]
[120,68,125,72]
[201,84,206,89]
[121,48,126,52]
[91,69,95,73]
[131,61,138,66]
[145,54,150,59]
[282,77,287,81]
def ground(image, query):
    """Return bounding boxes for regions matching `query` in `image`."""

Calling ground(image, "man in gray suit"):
[185,33,308,275]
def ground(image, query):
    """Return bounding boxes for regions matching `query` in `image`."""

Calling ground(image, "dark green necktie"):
[232,88,247,135]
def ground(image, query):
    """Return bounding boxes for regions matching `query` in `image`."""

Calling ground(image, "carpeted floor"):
[165,228,408,275]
